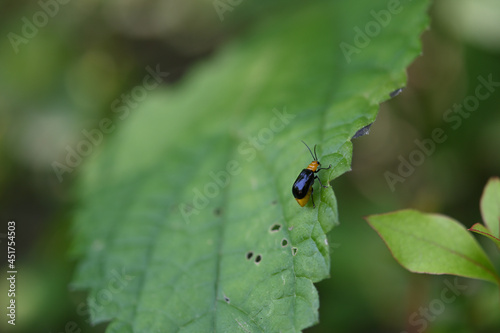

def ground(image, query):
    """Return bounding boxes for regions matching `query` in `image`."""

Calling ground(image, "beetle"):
[292,141,331,208]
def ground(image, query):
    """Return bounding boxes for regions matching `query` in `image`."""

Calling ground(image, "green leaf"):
[366,209,500,285]
[469,223,500,250]
[481,177,500,236]
[469,177,500,249]
[72,1,430,331]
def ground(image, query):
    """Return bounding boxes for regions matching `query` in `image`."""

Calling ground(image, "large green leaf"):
[469,177,500,249]
[71,0,430,331]
[366,210,500,285]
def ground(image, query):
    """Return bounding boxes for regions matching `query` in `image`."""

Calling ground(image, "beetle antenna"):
[301,140,316,161]
[313,144,318,161]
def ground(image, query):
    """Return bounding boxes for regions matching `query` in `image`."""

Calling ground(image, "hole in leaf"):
[351,123,372,139]
[255,254,262,264]
[281,238,288,247]
[389,87,405,98]
[246,251,253,260]
[214,207,222,216]
[224,296,230,303]
[292,247,298,256]
[271,200,277,205]
[270,223,282,232]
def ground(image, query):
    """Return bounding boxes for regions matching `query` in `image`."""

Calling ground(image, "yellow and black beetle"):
[292,141,331,208]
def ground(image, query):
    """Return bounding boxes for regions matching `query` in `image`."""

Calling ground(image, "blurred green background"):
[1,0,499,332]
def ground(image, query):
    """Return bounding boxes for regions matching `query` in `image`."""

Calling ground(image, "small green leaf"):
[481,177,500,236]
[366,209,500,285]
[469,223,500,249]
[469,177,500,249]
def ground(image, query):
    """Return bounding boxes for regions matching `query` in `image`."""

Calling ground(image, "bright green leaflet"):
[470,177,500,249]
[366,210,500,285]
[481,177,500,237]
[71,1,430,332]
[469,223,500,250]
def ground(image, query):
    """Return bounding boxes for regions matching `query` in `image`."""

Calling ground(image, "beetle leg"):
[317,164,332,171]
[315,175,329,188]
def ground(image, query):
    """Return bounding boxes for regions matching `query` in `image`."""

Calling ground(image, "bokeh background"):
[1,0,499,332]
